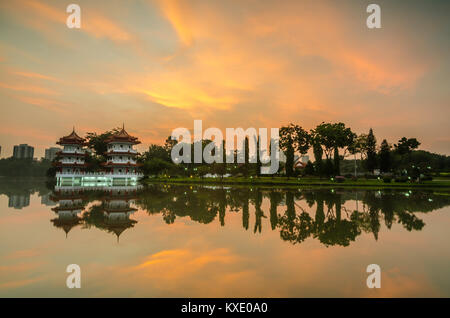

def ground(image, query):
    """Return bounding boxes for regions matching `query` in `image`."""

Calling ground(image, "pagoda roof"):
[57,128,86,145]
[105,151,138,156]
[53,162,88,167]
[103,207,138,213]
[104,125,141,145]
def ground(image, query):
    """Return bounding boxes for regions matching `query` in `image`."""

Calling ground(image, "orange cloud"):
[12,71,58,81]
[0,82,58,95]
[157,0,193,46]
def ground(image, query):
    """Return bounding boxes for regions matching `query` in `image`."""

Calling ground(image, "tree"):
[351,134,369,160]
[279,125,296,178]
[365,128,377,173]
[394,137,420,156]
[141,144,170,163]
[310,130,324,177]
[142,158,175,176]
[256,135,262,177]
[304,161,315,176]
[85,127,121,156]
[280,124,311,178]
[379,139,391,173]
[313,122,354,176]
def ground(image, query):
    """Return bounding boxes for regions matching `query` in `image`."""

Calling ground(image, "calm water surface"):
[1,178,450,297]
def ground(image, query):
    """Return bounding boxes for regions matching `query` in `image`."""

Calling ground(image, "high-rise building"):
[8,194,30,209]
[12,144,34,159]
[44,147,61,161]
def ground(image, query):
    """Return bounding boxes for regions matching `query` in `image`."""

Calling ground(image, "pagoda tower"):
[55,128,88,185]
[103,125,141,184]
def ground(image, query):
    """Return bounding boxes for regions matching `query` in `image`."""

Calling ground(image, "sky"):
[0,0,449,158]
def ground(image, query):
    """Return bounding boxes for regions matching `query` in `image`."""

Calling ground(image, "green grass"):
[144,176,450,189]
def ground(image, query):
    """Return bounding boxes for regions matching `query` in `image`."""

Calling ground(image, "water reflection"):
[0,178,49,209]
[51,185,141,241]
[42,183,450,246]
[137,185,449,246]
[1,179,449,246]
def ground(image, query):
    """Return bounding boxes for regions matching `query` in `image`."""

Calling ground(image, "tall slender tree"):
[366,128,377,173]
[379,139,391,173]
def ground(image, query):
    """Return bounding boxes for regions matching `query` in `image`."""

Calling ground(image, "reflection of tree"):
[45,182,450,247]
[253,189,266,233]
[269,190,282,230]
[143,186,449,246]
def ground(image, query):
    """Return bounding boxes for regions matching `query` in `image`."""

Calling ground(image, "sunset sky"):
[0,0,449,158]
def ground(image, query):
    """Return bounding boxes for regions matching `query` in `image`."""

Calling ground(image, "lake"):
[1,178,449,297]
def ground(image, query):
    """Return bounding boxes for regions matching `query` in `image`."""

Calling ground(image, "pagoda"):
[102,124,142,185]
[54,128,88,185]
[54,125,143,187]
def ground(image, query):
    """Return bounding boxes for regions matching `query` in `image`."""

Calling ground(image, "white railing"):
[60,160,85,164]
[56,171,143,177]
[60,150,86,155]
[107,149,137,154]
[108,160,137,164]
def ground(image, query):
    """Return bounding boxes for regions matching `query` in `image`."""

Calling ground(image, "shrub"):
[335,176,345,183]
[395,176,408,183]
[383,176,392,183]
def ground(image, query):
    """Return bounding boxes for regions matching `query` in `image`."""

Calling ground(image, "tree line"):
[140,122,450,178]
[36,124,450,178]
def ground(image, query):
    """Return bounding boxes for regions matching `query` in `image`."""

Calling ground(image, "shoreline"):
[144,176,450,189]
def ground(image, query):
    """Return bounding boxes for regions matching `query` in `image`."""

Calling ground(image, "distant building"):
[45,147,61,161]
[13,144,34,159]
[8,194,30,209]
[40,193,57,206]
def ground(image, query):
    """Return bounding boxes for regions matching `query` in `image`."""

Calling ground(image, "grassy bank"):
[144,176,450,189]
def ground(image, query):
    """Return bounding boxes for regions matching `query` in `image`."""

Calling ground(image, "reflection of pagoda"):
[50,186,86,237]
[102,186,139,242]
